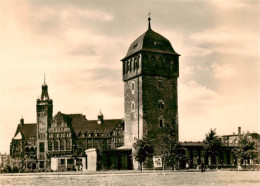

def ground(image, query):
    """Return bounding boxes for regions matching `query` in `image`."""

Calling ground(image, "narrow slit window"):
[131,101,135,112]
[158,100,164,110]
[159,118,164,128]
[131,82,135,94]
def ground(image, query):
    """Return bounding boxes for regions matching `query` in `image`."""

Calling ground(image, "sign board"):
[153,156,162,168]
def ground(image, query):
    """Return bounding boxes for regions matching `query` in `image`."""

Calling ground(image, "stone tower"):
[36,78,53,168]
[121,17,180,154]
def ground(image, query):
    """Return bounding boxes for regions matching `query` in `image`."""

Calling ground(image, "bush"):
[12,166,19,173]
[3,165,12,173]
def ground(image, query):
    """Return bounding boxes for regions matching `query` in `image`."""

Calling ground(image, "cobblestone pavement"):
[0,170,259,186]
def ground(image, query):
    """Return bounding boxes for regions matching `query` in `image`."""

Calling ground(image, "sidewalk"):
[0,169,219,177]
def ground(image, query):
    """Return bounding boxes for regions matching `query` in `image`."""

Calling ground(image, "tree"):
[203,129,221,166]
[233,132,257,168]
[133,138,154,171]
[160,123,185,170]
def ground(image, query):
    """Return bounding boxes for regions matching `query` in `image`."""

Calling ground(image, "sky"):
[0,0,259,153]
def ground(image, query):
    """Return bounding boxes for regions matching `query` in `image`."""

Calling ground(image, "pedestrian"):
[201,161,204,173]
[186,162,189,170]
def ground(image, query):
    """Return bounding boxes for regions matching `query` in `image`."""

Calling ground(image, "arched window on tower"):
[166,57,170,70]
[158,116,164,128]
[151,56,156,67]
[127,61,130,73]
[158,57,163,68]
[137,55,140,69]
[170,61,174,71]
[130,59,132,72]
[158,100,164,110]
[134,57,137,70]
[131,101,135,112]
[131,81,135,94]
[123,62,125,75]
[142,54,148,68]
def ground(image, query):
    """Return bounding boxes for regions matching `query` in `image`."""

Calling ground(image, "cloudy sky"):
[0,0,259,153]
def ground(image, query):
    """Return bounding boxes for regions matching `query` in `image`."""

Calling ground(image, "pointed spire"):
[99,109,103,116]
[148,10,151,30]
[41,74,50,100]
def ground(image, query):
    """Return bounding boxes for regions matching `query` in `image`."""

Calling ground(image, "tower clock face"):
[39,112,47,127]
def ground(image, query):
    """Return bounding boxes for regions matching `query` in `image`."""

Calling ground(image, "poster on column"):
[153,156,162,168]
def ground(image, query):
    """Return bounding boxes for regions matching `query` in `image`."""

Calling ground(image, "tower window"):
[158,118,164,128]
[48,141,53,151]
[123,62,126,75]
[131,81,135,94]
[40,142,45,152]
[157,80,163,90]
[158,100,164,110]
[136,56,140,69]
[130,59,132,72]
[133,58,136,70]
[131,101,135,112]
[127,61,129,73]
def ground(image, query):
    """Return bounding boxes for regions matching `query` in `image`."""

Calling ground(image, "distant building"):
[10,83,124,170]
[0,153,11,168]
[181,127,260,168]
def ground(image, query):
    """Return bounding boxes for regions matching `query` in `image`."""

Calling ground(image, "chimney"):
[238,127,241,135]
[20,118,24,126]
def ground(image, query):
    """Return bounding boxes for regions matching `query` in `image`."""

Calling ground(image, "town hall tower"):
[36,78,53,168]
[121,17,180,154]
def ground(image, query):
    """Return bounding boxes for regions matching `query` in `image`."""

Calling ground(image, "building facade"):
[122,17,180,154]
[10,83,124,170]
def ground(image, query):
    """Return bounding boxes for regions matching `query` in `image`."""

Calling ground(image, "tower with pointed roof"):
[36,77,53,168]
[121,16,180,155]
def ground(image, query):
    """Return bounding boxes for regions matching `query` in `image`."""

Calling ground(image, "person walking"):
[201,161,204,173]
[186,162,189,170]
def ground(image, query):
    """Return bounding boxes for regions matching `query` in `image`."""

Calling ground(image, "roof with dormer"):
[53,112,123,135]
[122,18,179,60]
[14,123,37,140]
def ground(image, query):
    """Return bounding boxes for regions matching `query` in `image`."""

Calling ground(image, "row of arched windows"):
[123,55,140,75]
[142,54,177,71]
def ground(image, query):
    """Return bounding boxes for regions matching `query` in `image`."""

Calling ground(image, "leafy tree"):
[233,132,257,168]
[160,123,185,170]
[203,129,222,165]
[133,138,154,171]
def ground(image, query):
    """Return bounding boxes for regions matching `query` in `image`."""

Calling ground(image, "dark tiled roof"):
[14,123,36,140]
[67,113,123,134]
[123,28,179,60]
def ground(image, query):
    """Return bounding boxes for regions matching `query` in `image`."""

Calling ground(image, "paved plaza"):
[0,171,259,186]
